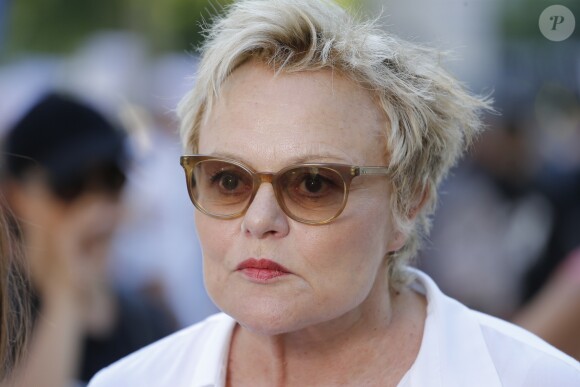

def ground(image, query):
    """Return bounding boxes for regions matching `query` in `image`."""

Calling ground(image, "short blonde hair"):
[178,0,491,287]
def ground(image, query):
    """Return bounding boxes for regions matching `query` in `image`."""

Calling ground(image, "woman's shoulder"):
[407,268,580,386]
[473,311,580,384]
[87,312,235,387]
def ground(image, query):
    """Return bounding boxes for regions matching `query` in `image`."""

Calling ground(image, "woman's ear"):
[387,230,407,254]
[387,184,431,254]
[408,184,430,221]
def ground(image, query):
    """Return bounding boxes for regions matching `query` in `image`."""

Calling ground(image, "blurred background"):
[0,0,578,375]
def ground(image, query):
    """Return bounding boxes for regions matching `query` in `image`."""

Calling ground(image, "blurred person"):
[419,115,552,318]
[90,1,579,385]
[0,93,174,385]
[522,91,580,302]
[516,164,580,359]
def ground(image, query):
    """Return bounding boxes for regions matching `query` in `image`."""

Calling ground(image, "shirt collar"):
[192,314,237,387]
[401,268,502,386]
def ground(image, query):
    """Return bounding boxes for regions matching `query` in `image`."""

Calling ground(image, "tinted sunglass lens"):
[279,166,346,222]
[192,160,253,217]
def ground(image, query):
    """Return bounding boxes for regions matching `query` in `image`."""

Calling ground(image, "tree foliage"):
[5,0,364,57]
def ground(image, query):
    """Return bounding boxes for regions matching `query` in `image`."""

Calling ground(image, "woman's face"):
[196,61,403,335]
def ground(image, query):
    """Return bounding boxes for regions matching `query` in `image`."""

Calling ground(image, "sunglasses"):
[180,155,391,225]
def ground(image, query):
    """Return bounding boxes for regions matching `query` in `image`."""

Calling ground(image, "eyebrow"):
[208,151,351,168]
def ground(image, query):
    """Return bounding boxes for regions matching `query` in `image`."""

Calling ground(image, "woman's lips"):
[236,258,291,282]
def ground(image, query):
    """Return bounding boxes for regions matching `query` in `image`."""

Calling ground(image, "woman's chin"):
[226,304,309,336]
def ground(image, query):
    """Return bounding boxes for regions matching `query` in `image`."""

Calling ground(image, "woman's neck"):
[226,276,426,387]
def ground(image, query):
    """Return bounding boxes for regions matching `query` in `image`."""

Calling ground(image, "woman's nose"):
[241,183,290,239]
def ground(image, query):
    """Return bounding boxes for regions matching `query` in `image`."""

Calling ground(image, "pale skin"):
[195,61,427,386]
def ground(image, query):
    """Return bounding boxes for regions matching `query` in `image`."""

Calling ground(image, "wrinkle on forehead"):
[218,60,386,129]
[199,60,389,168]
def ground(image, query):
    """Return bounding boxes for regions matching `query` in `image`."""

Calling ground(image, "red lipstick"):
[236,258,291,282]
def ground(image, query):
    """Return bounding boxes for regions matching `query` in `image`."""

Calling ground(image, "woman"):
[90,0,580,385]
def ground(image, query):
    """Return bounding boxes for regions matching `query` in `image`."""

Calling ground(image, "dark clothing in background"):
[79,289,175,382]
[420,159,580,318]
[32,288,175,383]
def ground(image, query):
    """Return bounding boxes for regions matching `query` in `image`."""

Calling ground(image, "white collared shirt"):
[88,269,580,386]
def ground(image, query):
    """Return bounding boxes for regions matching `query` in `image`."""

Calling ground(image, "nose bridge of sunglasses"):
[256,172,275,185]
[250,172,286,213]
